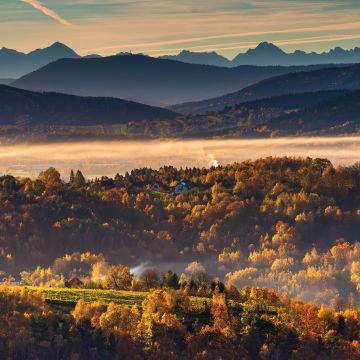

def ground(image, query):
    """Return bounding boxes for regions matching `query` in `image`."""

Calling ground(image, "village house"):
[171,180,191,195]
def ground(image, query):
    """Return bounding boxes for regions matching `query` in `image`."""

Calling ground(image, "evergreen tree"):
[74,170,86,188]
[69,169,75,185]
[162,270,179,289]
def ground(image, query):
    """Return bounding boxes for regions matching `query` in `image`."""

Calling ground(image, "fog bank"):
[1,137,360,178]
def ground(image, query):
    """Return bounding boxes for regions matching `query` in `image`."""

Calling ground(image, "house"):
[151,183,160,191]
[171,181,191,195]
[65,277,83,288]
[150,182,171,193]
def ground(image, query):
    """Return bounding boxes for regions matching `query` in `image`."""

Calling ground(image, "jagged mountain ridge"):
[160,42,360,67]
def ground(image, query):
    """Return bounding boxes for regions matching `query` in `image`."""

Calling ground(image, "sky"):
[1,0,360,58]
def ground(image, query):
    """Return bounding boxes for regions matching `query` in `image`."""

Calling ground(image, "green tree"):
[69,169,75,184]
[73,170,86,188]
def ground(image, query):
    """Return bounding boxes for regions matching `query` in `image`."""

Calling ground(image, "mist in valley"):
[1,136,360,179]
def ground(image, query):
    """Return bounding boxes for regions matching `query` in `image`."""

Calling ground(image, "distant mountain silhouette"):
[170,63,360,114]
[232,42,360,66]
[160,50,230,67]
[3,41,360,79]
[159,42,360,67]
[0,42,81,78]
[232,42,287,66]
[0,85,177,126]
[11,55,341,106]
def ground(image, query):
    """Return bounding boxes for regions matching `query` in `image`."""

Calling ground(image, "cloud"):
[80,20,360,54]
[21,0,70,26]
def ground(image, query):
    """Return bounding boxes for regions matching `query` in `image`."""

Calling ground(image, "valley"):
[2,3,360,358]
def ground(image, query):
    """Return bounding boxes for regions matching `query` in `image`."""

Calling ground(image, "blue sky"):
[1,0,360,58]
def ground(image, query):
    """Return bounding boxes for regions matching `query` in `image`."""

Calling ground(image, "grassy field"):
[23,286,211,311]
[12,286,279,316]
[29,287,148,307]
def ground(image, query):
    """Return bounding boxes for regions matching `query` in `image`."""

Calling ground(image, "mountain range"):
[0,85,177,126]
[11,55,335,106]
[170,63,360,114]
[160,42,360,67]
[2,41,360,80]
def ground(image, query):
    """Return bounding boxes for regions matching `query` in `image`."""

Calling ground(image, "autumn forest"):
[1,156,360,358]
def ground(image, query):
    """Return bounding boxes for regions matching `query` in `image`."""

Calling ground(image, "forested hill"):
[267,90,360,134]
[11,55,338,106]
[2,157,360,308]
[61,90,357,139]
[171,63,360,114]
[0,85,178,126]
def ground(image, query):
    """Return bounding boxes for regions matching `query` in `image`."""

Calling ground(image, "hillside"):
[11,55,336,106]
[198,89,360,137]
[25,287,210,311]
[0,85,178,126]
[2,89,357,140]
[2,157,360,309]
[171,63,360,114]
[1,88,358,140]
[4,283,358,360]
[269,90,360,134]
[207,89,360,137]
[112,90,358,139]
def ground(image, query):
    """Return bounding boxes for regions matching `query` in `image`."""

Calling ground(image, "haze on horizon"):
[1,0,360,58]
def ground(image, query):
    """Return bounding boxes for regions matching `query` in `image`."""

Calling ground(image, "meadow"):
[22,286,212,311]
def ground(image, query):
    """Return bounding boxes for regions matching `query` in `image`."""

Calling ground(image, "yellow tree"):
[104,265,133,290]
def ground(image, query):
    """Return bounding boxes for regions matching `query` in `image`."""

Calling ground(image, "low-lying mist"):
[1,136,360,178]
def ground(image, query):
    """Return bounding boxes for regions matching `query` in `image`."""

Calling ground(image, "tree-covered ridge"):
[2,157,360,306]
[170,63,360,114]
[3,89,358,141]
[0,84,178,126]
[0,284,359,359]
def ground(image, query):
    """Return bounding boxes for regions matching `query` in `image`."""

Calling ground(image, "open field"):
[29,287,149,307]
[22,286,211,310]
[16,286,278,315]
